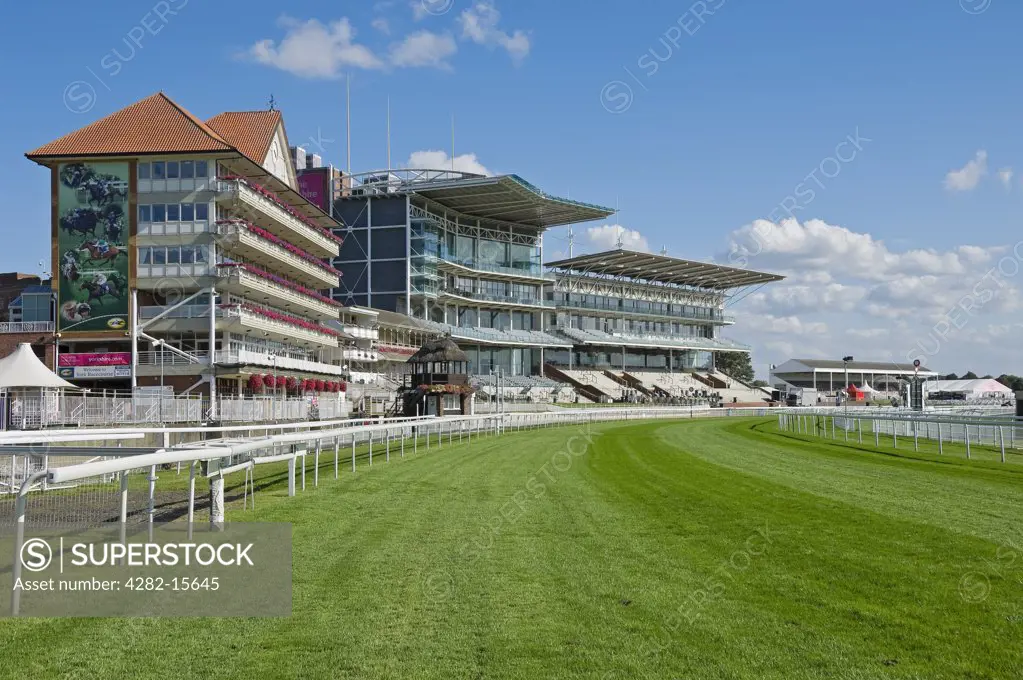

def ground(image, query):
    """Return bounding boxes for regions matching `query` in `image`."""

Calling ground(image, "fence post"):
[857,418,862,444]
[147,464,158,540]
[335,435,340,480]
[401,427,406,457]
[288,456,296,497]
[386,430,391,463]
[999,426,1006,463]
[937,422,943,455]
[874,419,879,447]
[965,425,971,459]
[187,461,196,541]
[302,451,306,491]
[351,435,357,472]
[314,441,321,487]
[913,421,919,452]
[369,431,374,466]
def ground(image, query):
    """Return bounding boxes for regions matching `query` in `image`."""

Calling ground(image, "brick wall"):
[0,333,55,369]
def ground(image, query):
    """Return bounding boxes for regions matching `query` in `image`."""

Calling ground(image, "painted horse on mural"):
[80,272,123,304]
[59,207,102,238]
[60,250,80,282]
[78,239,126,264]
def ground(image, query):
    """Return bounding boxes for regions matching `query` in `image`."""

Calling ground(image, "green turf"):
[2,417,1022,679]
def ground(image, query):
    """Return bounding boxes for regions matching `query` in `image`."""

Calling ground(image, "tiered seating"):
[556,369,627,400]
[420,320,571,347]
[625,370,699,397]
[469,374,578,403]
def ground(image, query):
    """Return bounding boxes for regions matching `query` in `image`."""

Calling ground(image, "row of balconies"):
[214,220,340,289]
[213,178,340,258]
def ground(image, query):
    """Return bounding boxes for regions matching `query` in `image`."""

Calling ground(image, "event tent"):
[0,343,77,390]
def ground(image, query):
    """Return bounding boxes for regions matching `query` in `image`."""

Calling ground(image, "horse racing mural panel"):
[55,161,131,335]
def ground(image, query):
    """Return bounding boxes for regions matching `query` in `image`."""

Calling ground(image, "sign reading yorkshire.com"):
[2,524,292,617]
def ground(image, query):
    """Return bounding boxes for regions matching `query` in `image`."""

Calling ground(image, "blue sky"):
[6,0,1023,376]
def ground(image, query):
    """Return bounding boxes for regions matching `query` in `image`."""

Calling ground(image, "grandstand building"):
[26,93,347,404]
[771,359,938,394]
[542,250,784,404]
[332,169,614,378]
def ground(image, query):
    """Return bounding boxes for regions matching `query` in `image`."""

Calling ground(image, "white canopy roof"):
[0,343,78,390]
[924,379,1013,396]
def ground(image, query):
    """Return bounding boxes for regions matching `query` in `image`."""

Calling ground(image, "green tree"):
[962,371,979,380]
[714,352,755,384]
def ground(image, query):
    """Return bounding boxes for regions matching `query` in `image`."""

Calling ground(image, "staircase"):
[543,365,608,403]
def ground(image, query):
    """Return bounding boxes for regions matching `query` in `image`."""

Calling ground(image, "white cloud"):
[245,17,384,78]
[371,17,391,34]
[721,217,1023,376]
[458,2,530,63]
[405,150,492,176]
[944,150,988,192]
[585,224,650,253]
[999,167,1014,189]
[743,314,828,336]
[389,31,457,69]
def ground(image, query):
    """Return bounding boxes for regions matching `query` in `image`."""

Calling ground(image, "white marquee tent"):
[0,343,77,390]
[923,379,1013,400]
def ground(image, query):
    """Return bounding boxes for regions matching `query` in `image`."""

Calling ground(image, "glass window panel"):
[195,160,208,178]
[194,245,208,263]
[166,161,179,179]
[151,248,166,265]
[140,248,152,264]
[167,204,180,221]
[166,247,180,264]
[139,205,151,222]
[152,205,166,222]
[138,163,151,179]
[195,203,209,220]
[180,247,195,264]
[181,203,194,221]
[152,162,165,179]
[180,161,194,179]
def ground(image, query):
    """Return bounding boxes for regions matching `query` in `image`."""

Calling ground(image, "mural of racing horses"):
[78,240,126,264]
[80,175,128,206]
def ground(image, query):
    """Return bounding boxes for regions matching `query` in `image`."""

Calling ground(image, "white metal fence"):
[0,392,349,429]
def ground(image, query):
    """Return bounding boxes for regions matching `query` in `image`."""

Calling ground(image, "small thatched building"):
[403,337,474,416]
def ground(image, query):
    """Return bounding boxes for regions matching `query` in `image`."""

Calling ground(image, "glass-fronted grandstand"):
[330,169,784,404]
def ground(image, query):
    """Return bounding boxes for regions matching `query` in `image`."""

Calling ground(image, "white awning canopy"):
[0,343,78,390]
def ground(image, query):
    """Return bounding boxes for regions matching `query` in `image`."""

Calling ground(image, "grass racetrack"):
[3,416,1022,679]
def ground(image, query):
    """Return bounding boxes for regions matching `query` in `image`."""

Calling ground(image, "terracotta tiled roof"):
[26,92,235,160]
[206,110,282,166]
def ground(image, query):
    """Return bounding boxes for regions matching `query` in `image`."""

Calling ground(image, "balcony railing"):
[344,348,380,362]
[139,304,339,347]
[225,306,340,347]
[340,324,379,340]
[216,264,340,319]
[212,178,340,257]
[552,297,734,324]
[431,253,551,281]
[0,321,54,333]
[439,286,552,308]
[215,220,340,289]
[215,348,345,376]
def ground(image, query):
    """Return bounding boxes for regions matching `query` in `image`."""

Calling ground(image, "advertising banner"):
[54,162,131,335]
[58,352,131,367]
[297,170,330,212]
[57,365,131,379]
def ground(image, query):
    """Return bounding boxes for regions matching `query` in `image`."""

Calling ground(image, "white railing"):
[344,348,380,362]
[215,348,345,376]
[0,322,54,333]
[0,392,349,429]
[341,325,379,340]
[225,306,340,347]
[217,266,338,319]
[215,221,339,288]
[212,179,339,257]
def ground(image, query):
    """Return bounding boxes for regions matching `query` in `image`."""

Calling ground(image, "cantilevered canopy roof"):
[351,170,614,228]
[546,249,785,290]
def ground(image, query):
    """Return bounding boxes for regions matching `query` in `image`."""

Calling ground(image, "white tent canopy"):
[924,378,1013,399]
[0,343,78,390]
